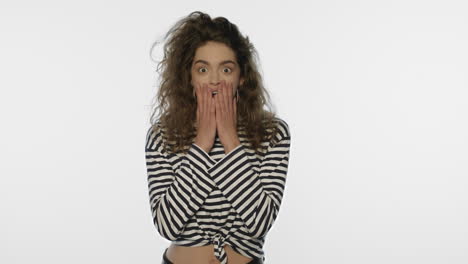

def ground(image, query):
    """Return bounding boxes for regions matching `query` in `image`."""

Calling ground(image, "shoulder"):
[266,116,290,142]
[256,116,290,151]
[145,120,166,151]
[273,117,290,139]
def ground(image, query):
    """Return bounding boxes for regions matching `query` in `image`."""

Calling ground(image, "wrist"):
[224,138,241,154]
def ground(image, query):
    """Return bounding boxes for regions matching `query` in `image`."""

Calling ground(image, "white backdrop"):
[1,0,468,263]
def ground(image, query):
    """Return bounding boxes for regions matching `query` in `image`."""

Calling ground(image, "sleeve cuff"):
[187,143,218,171]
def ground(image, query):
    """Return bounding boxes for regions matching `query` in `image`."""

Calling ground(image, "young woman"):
[145,11,291,264]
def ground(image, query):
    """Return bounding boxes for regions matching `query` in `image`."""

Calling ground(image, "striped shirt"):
[145,117,291,264]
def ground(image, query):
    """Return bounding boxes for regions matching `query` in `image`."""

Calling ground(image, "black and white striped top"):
[145,117,291,264]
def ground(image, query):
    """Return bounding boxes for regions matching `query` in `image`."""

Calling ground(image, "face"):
[190,41,244,96]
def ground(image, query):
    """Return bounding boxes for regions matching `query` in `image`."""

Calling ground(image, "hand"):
[194,83,216,153]
[214,80,241,153]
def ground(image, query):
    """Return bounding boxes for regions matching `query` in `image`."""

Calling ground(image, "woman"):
[145,11,291,264]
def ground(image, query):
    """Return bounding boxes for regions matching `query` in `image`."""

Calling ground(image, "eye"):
[198,67,207,73]
[223,68,232,73]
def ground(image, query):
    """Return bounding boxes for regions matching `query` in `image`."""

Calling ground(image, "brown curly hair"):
[148,11,280,156]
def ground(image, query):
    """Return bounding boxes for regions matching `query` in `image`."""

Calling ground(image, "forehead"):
[193,41,237,62]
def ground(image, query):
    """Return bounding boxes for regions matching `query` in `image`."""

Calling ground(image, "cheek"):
[191,75,205,85]
[190,78,200,89]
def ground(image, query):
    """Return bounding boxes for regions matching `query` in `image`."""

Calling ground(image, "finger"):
[201,83,206,117]
[196,84,200,120]
[224,81,231,112]
[227,82,233,112]
[227,81,232,99]
[209,85,215,114]
[214,88,220,115]
[233,98,237,126]
[199,83,203,116]
[225,82,230,112]
[233,95,236,115]
[207,84,212,115]
[195,83,199,104]
[220,81,226,115]
[204,83,209,116]
[218,82,223,115]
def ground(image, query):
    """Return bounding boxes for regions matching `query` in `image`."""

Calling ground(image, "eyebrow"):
[193,59,237,66]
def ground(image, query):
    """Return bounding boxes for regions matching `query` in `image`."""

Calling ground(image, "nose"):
[209,72,221,89]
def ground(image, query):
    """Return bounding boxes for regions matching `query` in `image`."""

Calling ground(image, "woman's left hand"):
[214,80,241,153]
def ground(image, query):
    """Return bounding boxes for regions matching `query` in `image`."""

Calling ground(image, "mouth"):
[211,90,238,99]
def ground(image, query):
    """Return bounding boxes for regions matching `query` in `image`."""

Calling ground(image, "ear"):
[240,77,245,86]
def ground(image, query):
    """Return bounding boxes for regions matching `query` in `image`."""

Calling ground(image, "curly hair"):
[148,11,280,156]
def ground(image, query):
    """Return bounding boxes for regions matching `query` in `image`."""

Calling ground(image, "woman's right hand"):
[194,83,216,153]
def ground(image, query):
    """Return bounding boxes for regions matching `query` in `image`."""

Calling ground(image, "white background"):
[1,0,468,263]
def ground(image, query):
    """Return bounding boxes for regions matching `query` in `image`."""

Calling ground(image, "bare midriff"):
[166,244,254,264]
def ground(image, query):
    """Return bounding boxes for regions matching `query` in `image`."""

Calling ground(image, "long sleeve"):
[145,124,219,241]
[207,120,291,238]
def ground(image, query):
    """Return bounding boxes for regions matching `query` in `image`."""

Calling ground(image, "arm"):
[207,119,291,238]
[145,124,218,240]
